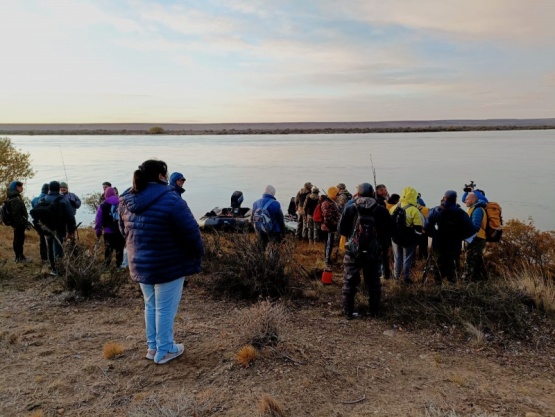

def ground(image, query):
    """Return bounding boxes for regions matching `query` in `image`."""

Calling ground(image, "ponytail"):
[132,160,168,194]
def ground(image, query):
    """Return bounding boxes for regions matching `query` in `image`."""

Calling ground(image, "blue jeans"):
[46,234,64,271]
[139,277,184,362]
[392,242,416,282]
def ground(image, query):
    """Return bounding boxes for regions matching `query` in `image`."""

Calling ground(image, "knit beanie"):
[60,181,68,188]
[264,185,276,196]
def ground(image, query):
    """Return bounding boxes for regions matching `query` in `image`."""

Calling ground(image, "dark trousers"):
[46,234,64,272]
[433,248,461,284]
[13,225,26,260]
[104,232,126,267]
[418,234,429,260]
[342,254,381,316]
[464,237,487,281]
[38,230,48,261]
[381,241,392,279]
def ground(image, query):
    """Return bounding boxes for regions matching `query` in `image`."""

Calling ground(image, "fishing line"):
[59,144,69,183]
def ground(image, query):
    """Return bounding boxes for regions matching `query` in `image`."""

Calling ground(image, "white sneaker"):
[155,344,184,364]
[145,349,156,360]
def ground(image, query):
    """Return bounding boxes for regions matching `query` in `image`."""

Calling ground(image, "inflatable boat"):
[197,191,252,231]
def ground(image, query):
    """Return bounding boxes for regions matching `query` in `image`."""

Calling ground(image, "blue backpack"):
[253,200,275,234]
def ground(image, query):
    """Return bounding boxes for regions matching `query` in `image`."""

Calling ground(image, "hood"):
[121,183,173,214]
[354,196,378,212]
[104,187,117,199]
[40,183,49,194]
[327,186,339,200]
[400,187,418,206]
[104,195,120,205]
[170,172,185,187]
[473,200,487,209]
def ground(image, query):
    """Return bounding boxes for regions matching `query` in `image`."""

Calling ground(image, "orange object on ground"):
[321,269,333,285]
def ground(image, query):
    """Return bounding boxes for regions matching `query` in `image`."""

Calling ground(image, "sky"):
[1,0,554,124]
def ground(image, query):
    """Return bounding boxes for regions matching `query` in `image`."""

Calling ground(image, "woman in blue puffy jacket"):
[119,160,204,365]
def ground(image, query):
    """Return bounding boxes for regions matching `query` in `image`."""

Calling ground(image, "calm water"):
[10,130,555,231]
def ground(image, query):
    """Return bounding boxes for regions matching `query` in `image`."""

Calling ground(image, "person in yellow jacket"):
[389,187,423,284]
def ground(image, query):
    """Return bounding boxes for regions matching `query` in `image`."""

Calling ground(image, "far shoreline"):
[1,119,555,135]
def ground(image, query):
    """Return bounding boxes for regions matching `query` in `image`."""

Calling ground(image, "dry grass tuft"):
[258,394,285,417]
[463,322,485,346]
[236,344,257,367]
[505,267,555,315]
[102,342,125,359]
[236,300,289,348]
[29,410,44,417]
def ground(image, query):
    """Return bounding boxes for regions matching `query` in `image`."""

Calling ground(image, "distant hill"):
[1,118,555,135]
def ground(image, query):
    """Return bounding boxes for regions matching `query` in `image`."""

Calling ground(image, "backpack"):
[30,196,64,232]
[253,199,275,234]
[101,202,119,229]
[391,204,417,246]
[344,205,379,261]
[484,202,503,242]
[0,200,13,226]
[437,205,464,240]
[312,203,323,223]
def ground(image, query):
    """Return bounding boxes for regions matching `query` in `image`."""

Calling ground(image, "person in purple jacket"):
[95,186,125,268]
[119,160,204,365]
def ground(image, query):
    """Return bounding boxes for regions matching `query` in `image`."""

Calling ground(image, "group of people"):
[253,180,492,320]
[5,180,79,272]
[4,164,493,364]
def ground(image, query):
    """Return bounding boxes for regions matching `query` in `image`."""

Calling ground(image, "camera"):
[463,180,476,192]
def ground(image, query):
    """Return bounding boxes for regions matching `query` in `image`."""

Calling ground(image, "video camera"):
[463,180,476,192]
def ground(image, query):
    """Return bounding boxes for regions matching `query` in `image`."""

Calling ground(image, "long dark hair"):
[132,160,168,194]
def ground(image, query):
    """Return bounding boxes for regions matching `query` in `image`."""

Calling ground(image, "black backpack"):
[391,204,417,246]
[345,204,379,261]
[0,200,13,226]
[101,202,119,229]
[30,196,64,232]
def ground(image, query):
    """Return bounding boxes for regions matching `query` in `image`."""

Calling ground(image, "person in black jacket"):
[6,181,30,263]
[424,190,475,284]
[42,181,77,275]
[338,183,394,319]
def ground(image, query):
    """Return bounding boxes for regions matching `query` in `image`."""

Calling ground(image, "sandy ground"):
[0,230,554,417]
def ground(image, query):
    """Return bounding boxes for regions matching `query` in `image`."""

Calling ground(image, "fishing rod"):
[59,144,69,184]
[369,154,377,189]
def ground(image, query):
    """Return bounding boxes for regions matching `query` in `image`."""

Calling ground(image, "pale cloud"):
[332,0,555,43]
[0,0,554,123]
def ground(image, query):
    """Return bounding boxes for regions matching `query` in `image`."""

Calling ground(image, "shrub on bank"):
[55,241,128,299]
[486,219,555,279]
[201,232,293,300]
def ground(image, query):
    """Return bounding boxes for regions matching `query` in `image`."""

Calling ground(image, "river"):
[9,130,555,231]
